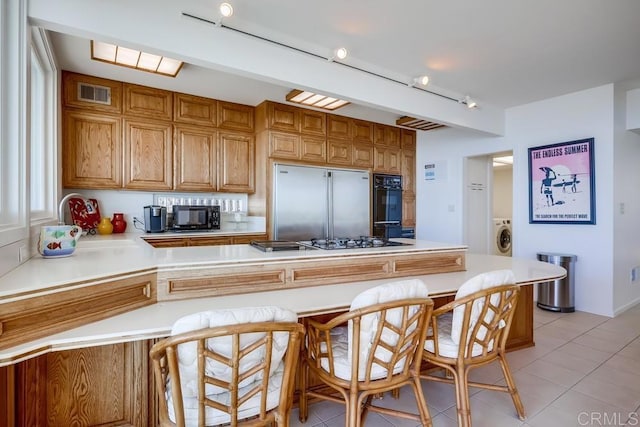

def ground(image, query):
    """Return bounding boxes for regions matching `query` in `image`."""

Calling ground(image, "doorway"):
[492,152,513,256]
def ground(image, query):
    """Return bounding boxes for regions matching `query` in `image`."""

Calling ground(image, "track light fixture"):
[214,2,233,27]
[459,95,478,109]
[328,47,348,62]
[409,75,429,87]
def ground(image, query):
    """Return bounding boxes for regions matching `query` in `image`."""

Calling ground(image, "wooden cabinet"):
[327,139,352,166]
[327,114,351,140]
[124,83,173,120]
[300,135,326,163]
[143,233,267,248]
[374,145,402,174]
[62,110,122,189]
[174,124,217,191]
[174,92,217,126]
[300,109,326,136]
[402,147,416,195]
[62,71,122,113]
[269,131,300,160]
[3,341,153,426]
[218,101,254,132]
[218,131,255,193]
[352,143,374,168]
[123,119,173,190]
[374,123,401,148]
[402,193,416,227]
[352,119,374,144]
[265,102,300,132]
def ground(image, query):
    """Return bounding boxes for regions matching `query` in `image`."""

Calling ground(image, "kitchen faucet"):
[58,192,86,225]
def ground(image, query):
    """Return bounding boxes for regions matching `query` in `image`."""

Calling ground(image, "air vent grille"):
[78,82,111,105]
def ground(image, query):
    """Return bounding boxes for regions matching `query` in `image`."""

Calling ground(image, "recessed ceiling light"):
[286,89,350,111]
[91,41,183,77]
[219,2,233,17]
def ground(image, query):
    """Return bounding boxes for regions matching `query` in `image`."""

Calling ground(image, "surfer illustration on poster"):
[528,138,596,225]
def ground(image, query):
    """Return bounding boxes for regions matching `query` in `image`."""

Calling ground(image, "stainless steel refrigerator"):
[273,164,370,241]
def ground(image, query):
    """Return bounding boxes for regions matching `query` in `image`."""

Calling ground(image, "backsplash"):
[63,189,264,233]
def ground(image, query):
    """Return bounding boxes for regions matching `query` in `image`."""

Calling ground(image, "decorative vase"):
[112,213,127,233]
[97,217,113,235]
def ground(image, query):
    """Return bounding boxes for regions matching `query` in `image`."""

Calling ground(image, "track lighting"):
[459,95,478,109]
[328,47,348,62]
[219,3,233,17]
[409,75,429,87]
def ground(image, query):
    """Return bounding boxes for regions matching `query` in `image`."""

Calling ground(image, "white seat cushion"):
[320,279,429,381]
[450,270,515,345]
[424,313,493,358]
[168,306,298,426]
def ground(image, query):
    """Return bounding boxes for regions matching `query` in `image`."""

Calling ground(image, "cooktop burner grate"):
[308,236,410,250]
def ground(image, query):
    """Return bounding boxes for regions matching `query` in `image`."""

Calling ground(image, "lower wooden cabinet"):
[143,233,267,248]
[1,340,156,427]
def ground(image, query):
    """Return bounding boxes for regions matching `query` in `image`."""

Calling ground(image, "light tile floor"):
[291,304,640,426]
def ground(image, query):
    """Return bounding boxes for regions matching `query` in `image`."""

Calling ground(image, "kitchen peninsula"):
[0,236,565,426]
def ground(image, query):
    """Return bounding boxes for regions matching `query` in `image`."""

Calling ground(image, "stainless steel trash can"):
[536,252,577,312]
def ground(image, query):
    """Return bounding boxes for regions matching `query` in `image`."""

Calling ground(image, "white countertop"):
[0,234,466,301]
[0,250,565,366]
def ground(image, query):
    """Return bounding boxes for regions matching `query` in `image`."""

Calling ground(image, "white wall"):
[493,166,513,219]
[613,81,640,314]
[418,84,618,316]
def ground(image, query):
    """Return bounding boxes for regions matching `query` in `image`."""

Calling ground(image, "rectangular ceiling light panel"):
[286,89,350,111]
[91,41,183,77]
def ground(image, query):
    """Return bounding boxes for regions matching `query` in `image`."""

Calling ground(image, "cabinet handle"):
[143,283,151,298]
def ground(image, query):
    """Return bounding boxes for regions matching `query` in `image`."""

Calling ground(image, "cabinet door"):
[352,119,374,144]
[374,124,401,148]
[174,92,217,126]
[218,101,255,132]
[327,139,352,166]
[174,124,217,191]
[300,109,326,136]
[373,146,401,174]
[400,128,416,150]
[188,236,233,246]
[218,131,255,193]
[402,148,416,194]
[123,119,173,190]
[123,84,173,120]
[63,110,122,188]
[269,131,300,160]
[300,135,326,163]
[352,143,374,168]
[327,114,351,140]
[268,102,300,132]
[232,234,268,244]
[402,192,416,227]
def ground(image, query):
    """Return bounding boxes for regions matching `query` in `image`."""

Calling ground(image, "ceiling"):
[46,0,640,127]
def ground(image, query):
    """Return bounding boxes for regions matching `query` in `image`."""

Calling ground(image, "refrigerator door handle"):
[374,221,401,225]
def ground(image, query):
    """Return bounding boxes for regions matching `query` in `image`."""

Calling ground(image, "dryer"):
[493,218,512,256]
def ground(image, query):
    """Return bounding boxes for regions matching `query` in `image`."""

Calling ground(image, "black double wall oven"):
[372,174,403,238]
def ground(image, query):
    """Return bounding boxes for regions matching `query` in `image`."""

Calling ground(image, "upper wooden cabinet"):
[174,93,217,127]
[300,135,326,163]
[174,124,217,191]
[327,114,351,140]
[264,102,300,132]
[352,119,374,144]
[401,148,416,194]
[218,131,255,193]
[300,109,326,136]
[373,145,402,174]
[218,101,255,132]
[352,143,374,168]
[123,84,173,120]
[374,124,401,148]
[62,71,122,114]
[123,119,173,190]
[400,129,416,150]
[327,139,352,166]
[269,131,300,160]
[63,110,122,189]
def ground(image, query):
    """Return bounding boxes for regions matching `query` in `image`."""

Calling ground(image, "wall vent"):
[77,82,111,105]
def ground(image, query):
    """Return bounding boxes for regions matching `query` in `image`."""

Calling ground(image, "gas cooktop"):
[304,236,412,250]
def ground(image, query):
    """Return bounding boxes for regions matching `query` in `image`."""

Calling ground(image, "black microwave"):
[171,205,220,231]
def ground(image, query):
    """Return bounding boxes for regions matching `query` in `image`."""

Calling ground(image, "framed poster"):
[528,138,595,224]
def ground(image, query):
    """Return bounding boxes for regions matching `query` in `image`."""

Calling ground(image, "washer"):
[493,218,512,256]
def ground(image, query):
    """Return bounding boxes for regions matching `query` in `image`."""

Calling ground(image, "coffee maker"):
[143,205,166,233]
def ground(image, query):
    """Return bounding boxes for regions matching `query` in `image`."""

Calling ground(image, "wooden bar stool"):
[150,306,305,426]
